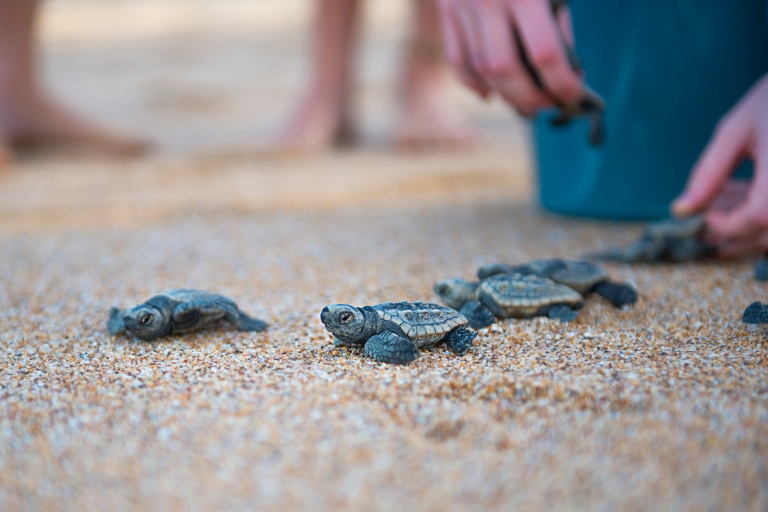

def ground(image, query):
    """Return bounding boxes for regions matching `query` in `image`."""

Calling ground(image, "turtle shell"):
[373,301,467,347]
[481,259,610,294]
[160,289,236,331]
[546,260,610,294]
[478,274,583,319]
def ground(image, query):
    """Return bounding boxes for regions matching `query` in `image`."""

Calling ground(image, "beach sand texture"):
[1,2,767,510]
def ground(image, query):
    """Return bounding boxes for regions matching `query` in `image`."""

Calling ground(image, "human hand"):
[672,74,768,257]
[437,0,583,117]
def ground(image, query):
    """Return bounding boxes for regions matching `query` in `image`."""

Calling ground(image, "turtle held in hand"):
[107,289,268,340]
[320,301,476,364]
[520,0,606,145]
[586,215,716,263]
[434,273,584,330]
[478,258,637,308]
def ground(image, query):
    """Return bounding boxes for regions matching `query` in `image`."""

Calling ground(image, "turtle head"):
[320,304,368,344]
[122,296,173,340]
[433,279,479,310]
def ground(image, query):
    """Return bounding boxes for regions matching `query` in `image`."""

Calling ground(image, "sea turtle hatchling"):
[320,301,476,364]
[742,301,768,328]
[434,273,584,330]
[586,215,716,263]
[478,258,637,308]
[517,0,606,145]
[107,289,268,340]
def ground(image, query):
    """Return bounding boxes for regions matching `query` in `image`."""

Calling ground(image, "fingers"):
[673,112,751,216]
[709,179,751,212]
[469,0,553,114]
[439,0,492,98]
[508,0,583,105]
[716,233,768,258]
[707,142,768,256]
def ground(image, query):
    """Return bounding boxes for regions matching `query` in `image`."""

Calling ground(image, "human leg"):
[277,0,360,151]
[0,0,148,165]
[395,0,475,149]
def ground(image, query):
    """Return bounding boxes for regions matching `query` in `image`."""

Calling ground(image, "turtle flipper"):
[593,281,638,308]
[445,325,477,356]
[545,304,579,323]
[228,310,268,332]
[743,302,768,324]
[459,300,496,330]
[173,298,239,320]
[364,331,419,364]
[107,307,126,335]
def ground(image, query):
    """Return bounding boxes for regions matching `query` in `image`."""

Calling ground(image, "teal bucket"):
[535,0,768,220]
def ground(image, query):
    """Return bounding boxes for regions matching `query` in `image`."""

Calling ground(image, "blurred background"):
[39,0,528,154]
[0,0,534,234]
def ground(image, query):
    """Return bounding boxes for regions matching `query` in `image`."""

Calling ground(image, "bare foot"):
[274,90,356,153]
[395,43,476,151]
[0,92,150,158]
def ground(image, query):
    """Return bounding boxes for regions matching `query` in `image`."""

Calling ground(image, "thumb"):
[672,116,750,216]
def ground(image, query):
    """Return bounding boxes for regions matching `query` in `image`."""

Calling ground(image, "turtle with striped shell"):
[320,301,476,364]
[478,258,637,308]
[107,289,267,340]
[434,273,584,330]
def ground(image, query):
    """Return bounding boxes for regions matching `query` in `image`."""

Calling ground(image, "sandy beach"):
[1,1,767,510]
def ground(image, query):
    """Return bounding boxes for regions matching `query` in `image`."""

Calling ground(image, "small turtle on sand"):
[742,301,768,326]
[587,215,716,263]
[478,258,637,308]
[434,273,584,330]
[107,289,267,340]
[320,301,476,364]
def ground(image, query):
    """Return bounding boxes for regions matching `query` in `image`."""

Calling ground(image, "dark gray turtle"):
[742,301,768,333]
[515,0,605,145]
[478,258,637,308]
[587,215,716,263]
[320,301,476,364]
[434,273,584,329]
[107,289,267,340]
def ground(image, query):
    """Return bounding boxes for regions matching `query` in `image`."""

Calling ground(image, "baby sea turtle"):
[434,273,584,330]
[320,301,476,364]
[107,289,267,340]
[587,215,716,263]
[743,301,768,325]
[478,258,637,308]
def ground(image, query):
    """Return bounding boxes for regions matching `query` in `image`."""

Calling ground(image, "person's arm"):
[672,74,768,257]
[437,0,583,116]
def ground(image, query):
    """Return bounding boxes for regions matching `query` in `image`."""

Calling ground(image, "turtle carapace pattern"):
[586,215,716,264]
[107,289,268,340]
[478,258,637,308]
[434,273,584,330]
[320,301,476,365]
